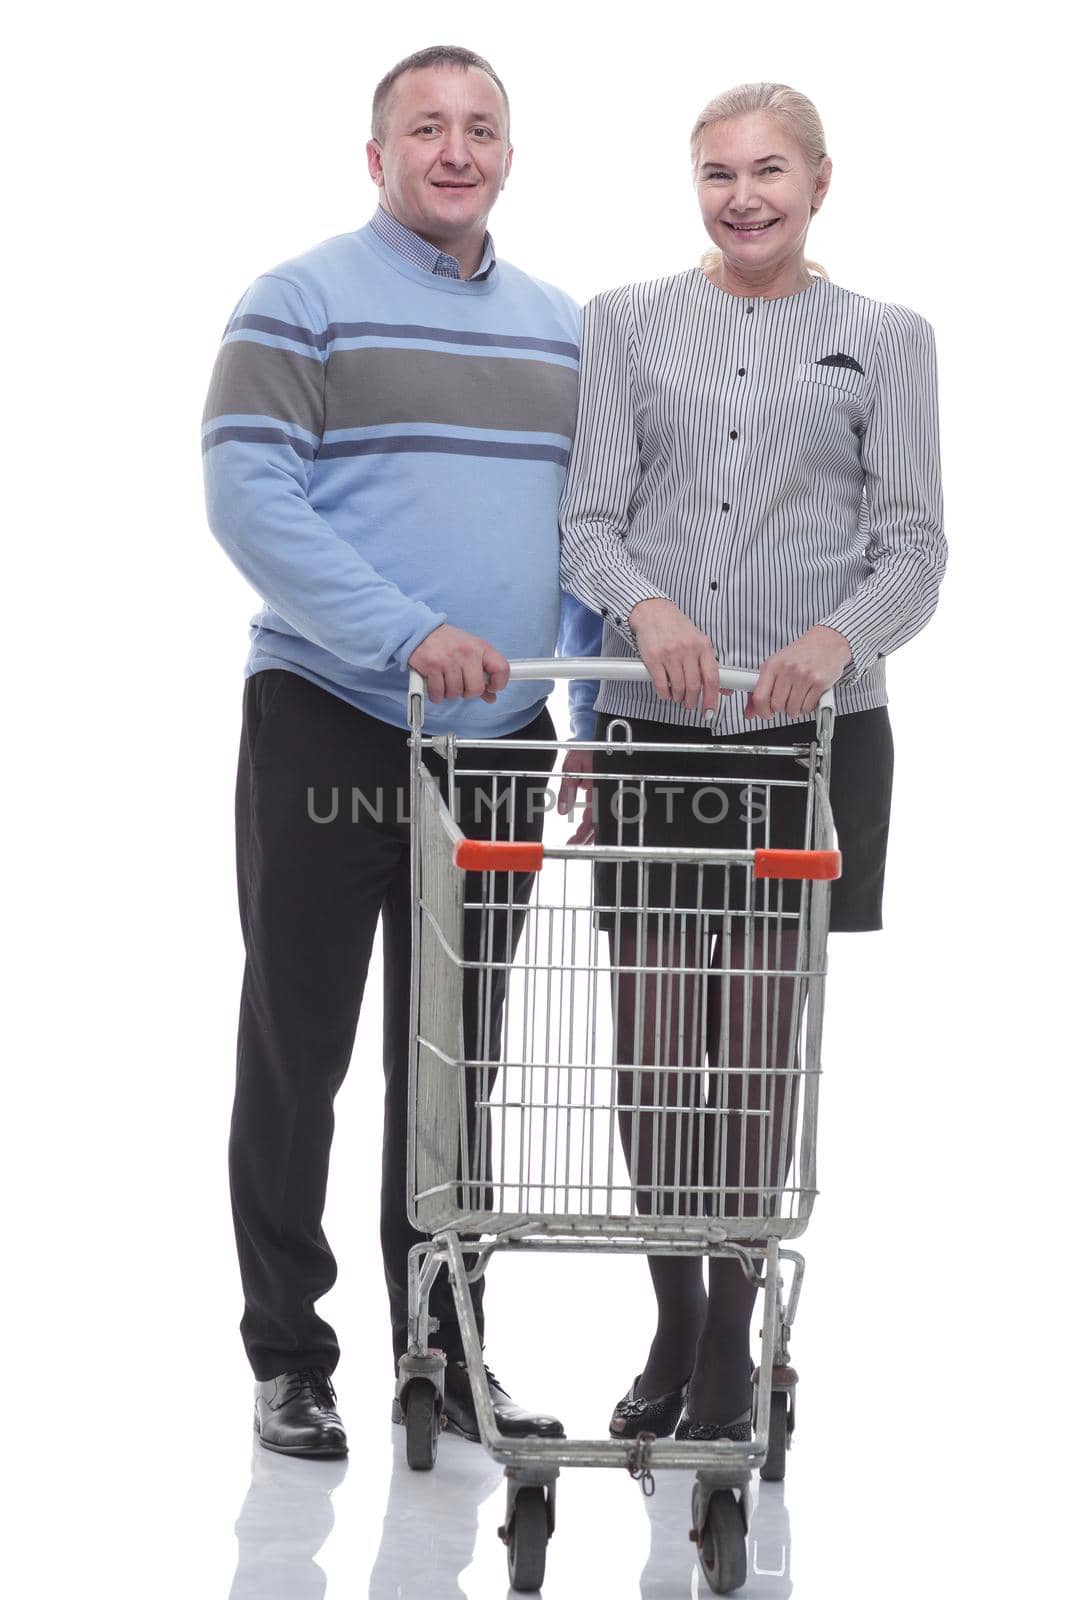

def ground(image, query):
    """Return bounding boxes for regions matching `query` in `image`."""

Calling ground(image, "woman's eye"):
[760,165,783,175]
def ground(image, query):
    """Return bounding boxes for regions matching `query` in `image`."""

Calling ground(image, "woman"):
[559,82,945,1441]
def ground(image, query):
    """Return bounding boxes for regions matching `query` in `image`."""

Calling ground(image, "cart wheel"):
[507,1487,549,1592]
[404,1378,439,1472]
[760,1390,790,1482]
[693,1485,747,1595]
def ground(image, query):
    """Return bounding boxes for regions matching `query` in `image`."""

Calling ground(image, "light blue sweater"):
[203,222,600,738]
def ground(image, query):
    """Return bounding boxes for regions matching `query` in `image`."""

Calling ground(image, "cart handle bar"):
[410,656,760,701]
[408,658,836,726]
[497,657,761,690]
[453,839,841,879]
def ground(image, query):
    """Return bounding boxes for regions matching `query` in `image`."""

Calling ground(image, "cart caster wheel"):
[760,1390,790,1483]
[506,1486,549,1592]
[693,1485,747,1595]
[404,1378,439,1472]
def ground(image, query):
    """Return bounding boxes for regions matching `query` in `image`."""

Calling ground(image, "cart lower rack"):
[399,659,839,1594]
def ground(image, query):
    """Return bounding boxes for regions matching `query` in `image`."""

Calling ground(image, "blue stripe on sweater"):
[202,424,316,459]
[226,312,578,361]
[321,421,572,448]
[315,435,570,466]
[202,423,572,465]
[323,335,578,370]
[201,412,321,447]
[325,322,579,358]
[226,313,328,351]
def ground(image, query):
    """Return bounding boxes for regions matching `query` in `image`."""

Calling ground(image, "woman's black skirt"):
[591,706,893,935]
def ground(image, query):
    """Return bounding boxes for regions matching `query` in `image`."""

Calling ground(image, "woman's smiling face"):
[695,113,830,281]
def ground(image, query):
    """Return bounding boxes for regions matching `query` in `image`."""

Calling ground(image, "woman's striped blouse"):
[558,269,946,735]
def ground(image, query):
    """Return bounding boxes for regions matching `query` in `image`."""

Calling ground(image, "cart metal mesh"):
[409,726,836,1246]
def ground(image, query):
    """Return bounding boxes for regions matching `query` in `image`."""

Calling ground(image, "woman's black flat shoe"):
[676,1357,757,1440]
[675,1404,752,1442]
[609,1373,690,1439]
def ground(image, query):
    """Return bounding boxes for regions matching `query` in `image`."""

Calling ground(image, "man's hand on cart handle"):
[408,625,510,705]
[745,625,852,720]
[558,749,596,845]
[628,598,730,717]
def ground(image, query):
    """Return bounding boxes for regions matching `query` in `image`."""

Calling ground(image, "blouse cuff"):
[817,609,878,683]
[590,572,671,647]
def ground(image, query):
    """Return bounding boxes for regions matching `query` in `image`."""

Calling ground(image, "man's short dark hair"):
[370,45,511,144]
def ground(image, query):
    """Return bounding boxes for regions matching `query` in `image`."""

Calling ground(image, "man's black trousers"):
[231,668,556,1381]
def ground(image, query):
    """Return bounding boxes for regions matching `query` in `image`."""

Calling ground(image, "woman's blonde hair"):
[691,82,829,280]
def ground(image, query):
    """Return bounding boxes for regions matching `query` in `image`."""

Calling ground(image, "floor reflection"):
[228,1426,792,1598]
[368,1431,502,1599]
[639,1469,792,1598]
[229,1435,348,1600]
[747,1482,792,1596]
[639,1466,698,1597]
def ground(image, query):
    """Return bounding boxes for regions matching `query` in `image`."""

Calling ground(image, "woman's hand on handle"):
[629,598,725,717]
[745,625,852,720]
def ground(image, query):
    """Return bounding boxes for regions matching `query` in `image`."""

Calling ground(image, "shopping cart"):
[398,658,839,1594]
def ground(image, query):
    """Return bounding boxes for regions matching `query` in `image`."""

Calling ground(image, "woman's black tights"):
[612,917,802,1425]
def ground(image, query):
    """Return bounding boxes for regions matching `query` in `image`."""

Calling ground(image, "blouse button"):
[729,430,738,440]
[737,367,746,377]
[722,502,730,512]
[745,305,754,315]
[710,581,719,590]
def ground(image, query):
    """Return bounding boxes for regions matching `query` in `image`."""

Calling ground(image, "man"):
[203,44,600,1459]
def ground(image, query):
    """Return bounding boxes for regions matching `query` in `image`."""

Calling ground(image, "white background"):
[6,1,1062,1595]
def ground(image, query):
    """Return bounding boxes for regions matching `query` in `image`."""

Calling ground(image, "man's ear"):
[366,139,385,187]
[501,145,514,190]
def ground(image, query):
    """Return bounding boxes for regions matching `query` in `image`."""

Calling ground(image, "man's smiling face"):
[367,64,512,257]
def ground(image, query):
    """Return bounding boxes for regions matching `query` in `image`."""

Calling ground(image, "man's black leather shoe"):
[254,1368,348,1458]
[441,1360,564,1443]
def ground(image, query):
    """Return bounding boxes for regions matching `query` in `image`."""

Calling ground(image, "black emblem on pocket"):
[816,352,865,375]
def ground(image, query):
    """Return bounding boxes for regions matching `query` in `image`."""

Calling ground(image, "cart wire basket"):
[397,658,839,1594]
